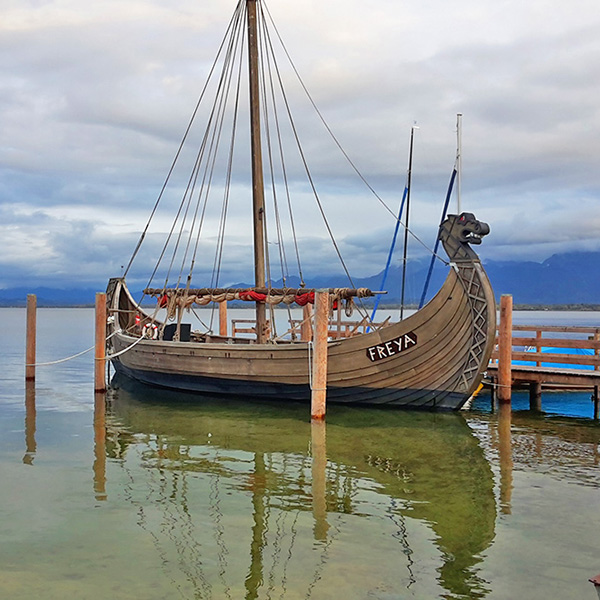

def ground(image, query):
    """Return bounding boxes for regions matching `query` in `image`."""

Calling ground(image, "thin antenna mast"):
[456,113,462,214]
[400,125,418,320]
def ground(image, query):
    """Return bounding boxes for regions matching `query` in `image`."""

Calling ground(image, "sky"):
[1,0,600,290]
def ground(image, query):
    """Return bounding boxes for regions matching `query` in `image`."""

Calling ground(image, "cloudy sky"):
[2,0,600,290]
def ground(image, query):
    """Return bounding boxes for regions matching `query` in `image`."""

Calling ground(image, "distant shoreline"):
[2,303,600,311]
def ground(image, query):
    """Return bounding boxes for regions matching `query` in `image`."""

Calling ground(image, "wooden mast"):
[247,0,267,343]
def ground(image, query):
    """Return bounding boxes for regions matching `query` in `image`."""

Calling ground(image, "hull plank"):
[112,360,466,408]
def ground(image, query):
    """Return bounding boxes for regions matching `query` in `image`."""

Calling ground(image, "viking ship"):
[106,0,496,409]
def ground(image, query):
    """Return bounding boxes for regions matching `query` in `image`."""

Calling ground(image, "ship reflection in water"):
[94,375,496,599]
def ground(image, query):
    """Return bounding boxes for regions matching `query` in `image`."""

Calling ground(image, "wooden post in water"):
[497,294,513,404]
[24,381,37,465]
[95,292,107,393]
[25,294,37,381]
[311,290,329,421]
[529,381,542,412]
[219,301,228,337]
[490,377,497,412]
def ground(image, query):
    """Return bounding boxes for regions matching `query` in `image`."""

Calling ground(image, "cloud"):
[1,0,600,291]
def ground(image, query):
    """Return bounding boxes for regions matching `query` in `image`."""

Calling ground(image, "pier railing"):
[486,297,600,417]
[489,324,600,370]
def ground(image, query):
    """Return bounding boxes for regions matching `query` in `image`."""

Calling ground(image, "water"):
[2,308,600,599]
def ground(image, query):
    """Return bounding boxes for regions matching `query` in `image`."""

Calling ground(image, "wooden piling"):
[24,381,37,465]
[593,386,599,421]
[301,303,313,342]
[529,381,542,412]
[497,294,513,404]
[219,301,228,337]
[311,290,329,421]
[25,294,37,381]
[95,292,107,393]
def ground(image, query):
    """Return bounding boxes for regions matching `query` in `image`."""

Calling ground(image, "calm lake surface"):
[2,307,600,599]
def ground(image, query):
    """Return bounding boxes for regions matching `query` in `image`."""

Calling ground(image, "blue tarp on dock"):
[515,347,595,370]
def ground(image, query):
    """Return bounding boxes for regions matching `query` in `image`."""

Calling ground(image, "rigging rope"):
[254,15,370,320]
[262,2,448,266]
[125,0,452,334]
[140,3,247,305]
[258,4,296,334]
[123,3,245,279]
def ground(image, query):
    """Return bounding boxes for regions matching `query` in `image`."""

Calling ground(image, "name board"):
[366,332,418,362]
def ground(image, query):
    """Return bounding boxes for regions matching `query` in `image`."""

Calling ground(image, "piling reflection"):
[493,411,600,488]
[497,403,513,515]
[101,376,496,599]
[311,421,329,541]
[23,381,36,465]
[93,392,107,501]
[246,453,266,600]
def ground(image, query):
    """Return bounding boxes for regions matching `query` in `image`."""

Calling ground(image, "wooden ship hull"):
[107,238,496,410]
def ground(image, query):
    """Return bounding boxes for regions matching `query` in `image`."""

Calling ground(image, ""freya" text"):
[366,332,418,362]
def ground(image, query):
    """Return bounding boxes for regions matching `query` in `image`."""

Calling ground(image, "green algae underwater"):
[2,307,600,599]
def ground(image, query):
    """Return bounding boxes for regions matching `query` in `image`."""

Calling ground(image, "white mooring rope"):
[104,333,146,360]
[24,329,139,367]
[25,344,96,367]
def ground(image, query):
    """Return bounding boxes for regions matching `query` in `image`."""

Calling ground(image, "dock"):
[485,314,600,416]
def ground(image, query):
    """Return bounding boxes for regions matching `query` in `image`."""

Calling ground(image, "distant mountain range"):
[2,251,600,307]
[0,287,102,307]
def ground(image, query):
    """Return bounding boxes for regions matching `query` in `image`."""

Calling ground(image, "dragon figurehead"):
[438,213,490,262]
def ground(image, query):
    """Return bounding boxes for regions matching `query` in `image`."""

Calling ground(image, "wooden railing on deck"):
[231,317,391,339]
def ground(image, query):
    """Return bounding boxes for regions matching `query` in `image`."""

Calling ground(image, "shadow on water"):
[98,374,497,599]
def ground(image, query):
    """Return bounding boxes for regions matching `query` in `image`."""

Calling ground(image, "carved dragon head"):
[438,213,490,261]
